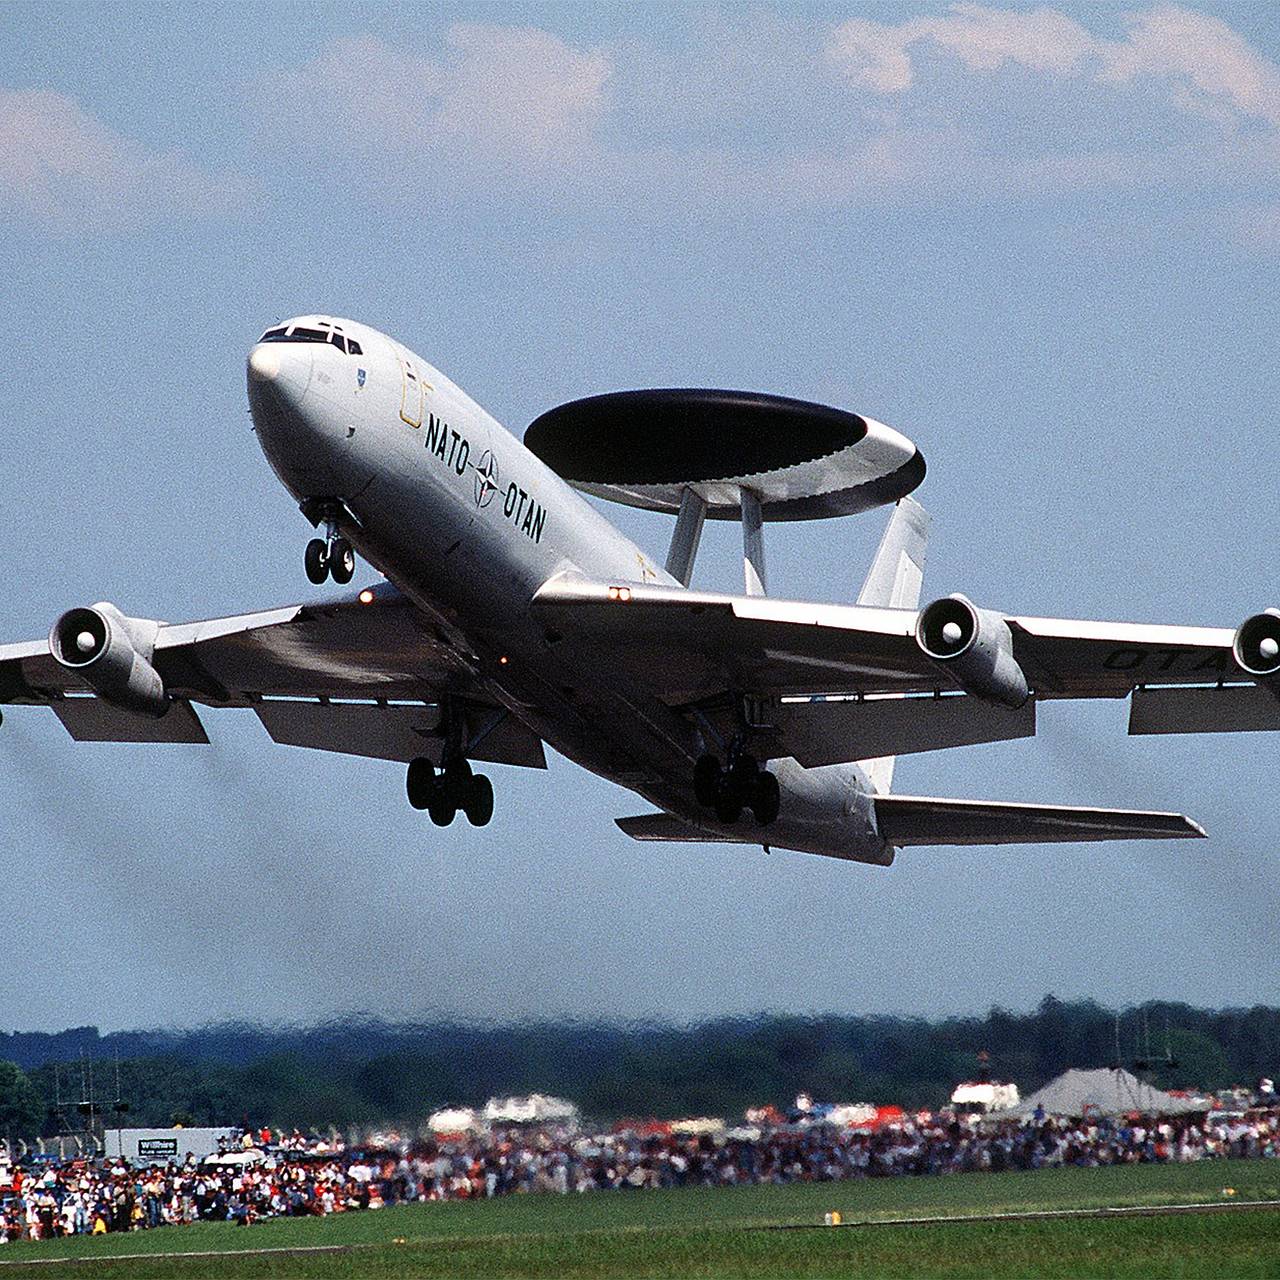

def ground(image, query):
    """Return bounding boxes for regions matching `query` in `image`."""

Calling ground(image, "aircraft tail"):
[856,497,929,794]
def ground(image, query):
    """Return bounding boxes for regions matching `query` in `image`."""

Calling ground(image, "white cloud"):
[827,3,1280,133]
[250,8,1280,218]
[0,89,246,231]
[258,25,610,175]
[433,25,610,159]
[1099,6,1280,130]
[828,4,1094,93]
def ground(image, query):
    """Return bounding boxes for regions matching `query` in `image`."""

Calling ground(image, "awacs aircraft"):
[3,315,1279,866]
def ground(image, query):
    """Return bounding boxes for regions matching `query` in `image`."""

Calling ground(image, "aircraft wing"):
[0,585,546,768]
[530,575,1259,762]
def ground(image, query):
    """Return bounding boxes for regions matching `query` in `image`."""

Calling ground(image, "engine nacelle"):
[915,594,1029,708]
[49,603,168,717]
[1233,608,1280,681]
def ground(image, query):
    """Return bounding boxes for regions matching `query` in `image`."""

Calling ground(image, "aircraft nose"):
[248,343,280,383]
[246,341,312,410]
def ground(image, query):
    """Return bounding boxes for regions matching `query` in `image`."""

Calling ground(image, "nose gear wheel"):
[329,538,355,584]
[302,507,358,586]
[304,539,328,585]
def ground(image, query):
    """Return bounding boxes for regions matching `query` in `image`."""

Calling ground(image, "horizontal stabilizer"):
[1129,683,1280,735]
[874,794,1205,847]
[615,813,746,843]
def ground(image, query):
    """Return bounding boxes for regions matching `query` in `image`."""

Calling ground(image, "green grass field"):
[1,1160,1277,1278]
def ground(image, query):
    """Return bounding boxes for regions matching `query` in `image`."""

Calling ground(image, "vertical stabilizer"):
[856,497,929,793]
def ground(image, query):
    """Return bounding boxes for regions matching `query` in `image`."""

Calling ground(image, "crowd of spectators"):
[2,1107,1277,1243]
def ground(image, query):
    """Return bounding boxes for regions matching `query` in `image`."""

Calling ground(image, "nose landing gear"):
[406,755,494,827]
[304,509,356,586]
[694,751,780,826]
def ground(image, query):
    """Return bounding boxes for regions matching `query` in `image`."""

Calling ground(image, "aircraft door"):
[398,351,424,428]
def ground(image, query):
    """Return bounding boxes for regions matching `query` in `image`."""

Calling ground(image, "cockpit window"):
[258,326,362,355]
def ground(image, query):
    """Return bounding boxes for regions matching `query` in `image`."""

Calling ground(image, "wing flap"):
[874,795,1206,846]
[768,693,1035,769]
[51,697,209,744]
[1129,684,1280,735]
[254,700,546,768]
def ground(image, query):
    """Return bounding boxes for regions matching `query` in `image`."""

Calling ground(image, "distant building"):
[103,1127,235,1165]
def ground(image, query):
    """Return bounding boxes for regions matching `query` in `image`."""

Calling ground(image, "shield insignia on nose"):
[357,368,367,388]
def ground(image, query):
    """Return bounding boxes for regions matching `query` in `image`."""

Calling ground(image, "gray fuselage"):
[246,316,892,865]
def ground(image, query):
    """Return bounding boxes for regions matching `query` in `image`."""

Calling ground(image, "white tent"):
[427,1106,482,1133]
[991,1068,1203,1120]
[951,1081,1020,1112]
[481,1093,579,1125]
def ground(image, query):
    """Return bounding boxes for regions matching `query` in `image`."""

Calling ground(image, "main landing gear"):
[694,751,780,826]
[406,756,494,827]
[304,511,355,586]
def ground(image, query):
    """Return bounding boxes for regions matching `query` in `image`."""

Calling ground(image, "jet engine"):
[49,603,169,717]
[915,594,1030,708]
[1233,608,1280,681]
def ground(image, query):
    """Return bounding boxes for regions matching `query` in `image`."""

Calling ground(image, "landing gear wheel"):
[730,753,759,786]
[713,776,744,824]
[463,774,494,827]
[751,770,780,825]
[304,539,329,584]
[427,795,457,827]
[406,757,436,810]
[443,757,473,802]
[330,537,355,585]
[694,754,721,809]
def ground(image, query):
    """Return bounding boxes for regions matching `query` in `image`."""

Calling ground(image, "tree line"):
[0,997,1273,1140]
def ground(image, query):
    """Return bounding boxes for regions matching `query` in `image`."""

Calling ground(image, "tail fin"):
[857,495,929,610]
[856,497,930,793]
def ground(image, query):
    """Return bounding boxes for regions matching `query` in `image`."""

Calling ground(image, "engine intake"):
[916,594,1030,708]
[1233,609,1280,680]
[50,603,168,717]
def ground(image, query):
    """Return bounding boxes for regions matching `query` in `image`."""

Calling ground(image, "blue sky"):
[2,2,1279,1032]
